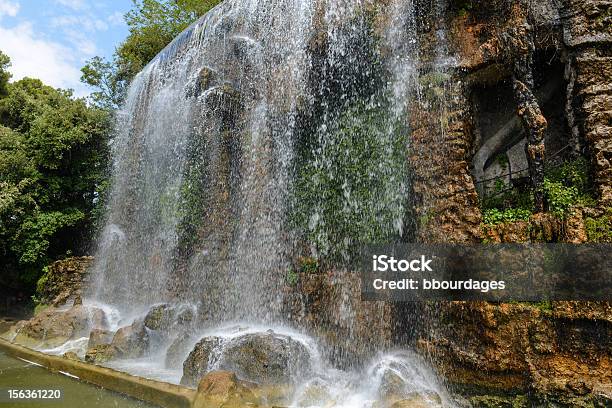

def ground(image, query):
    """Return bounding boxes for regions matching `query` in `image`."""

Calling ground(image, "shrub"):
[543,179,579,217]
[584,208,612,243]
[482,208,532,225]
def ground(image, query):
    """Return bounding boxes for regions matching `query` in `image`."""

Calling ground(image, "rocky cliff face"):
[35,256,93,306]
[421,302,611,407]
[406,0,612,405]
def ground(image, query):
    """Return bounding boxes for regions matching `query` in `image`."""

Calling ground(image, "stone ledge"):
[0,337,195,408]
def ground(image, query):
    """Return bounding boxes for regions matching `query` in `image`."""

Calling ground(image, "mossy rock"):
[85,344,120,364]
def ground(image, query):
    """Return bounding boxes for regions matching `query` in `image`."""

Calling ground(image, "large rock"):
[181,336,223,386]
[90,308,108,330]
[379,370,408,400]
[181,331,312,387]
[35,256,93,306]
[143,303,195,337]
[12,305,92,348]
[111,320,150,358]
[63,351,81,361]
[88,328,113,348]
[85,344,120,364]
[390,394,442,408]
[192,371,259,408]
[144,304,175,331]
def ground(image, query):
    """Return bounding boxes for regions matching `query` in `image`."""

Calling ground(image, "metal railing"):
[475,144,573,199]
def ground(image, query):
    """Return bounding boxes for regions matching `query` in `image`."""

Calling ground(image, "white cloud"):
[0,22,89,96]
[51,14,109,32]
[54,0,84,11]
[107,11,123,26]
[0,0,20,19]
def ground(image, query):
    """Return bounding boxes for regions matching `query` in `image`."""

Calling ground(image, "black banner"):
[359,244,611,301]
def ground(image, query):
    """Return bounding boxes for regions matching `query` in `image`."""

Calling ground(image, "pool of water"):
[0,351,155,408]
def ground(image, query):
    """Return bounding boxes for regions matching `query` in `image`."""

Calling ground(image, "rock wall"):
[562,0,612,204]
[419,301,611,406]
[35,256,93,306]
[283,268,394,367]
[406,0,612,405]
[409,79,483,243]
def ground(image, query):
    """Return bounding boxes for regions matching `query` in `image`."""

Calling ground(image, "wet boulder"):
[379,369,407,399]
[85,344,120,364]
[176,307,195,326]
[181,336,223,386]
[35,256,93,306]
[63,351,81,361]
[220,331,312,385]
[13,305,91,348]
[90,308,108,329]
[111,320,150,358]
[389,393,442,408]
[192,371,259,408]
[88,328,113,348]
[144,304,175,331]
[143,303,194,337]
[293,381,333,407]
[181,331,312,387]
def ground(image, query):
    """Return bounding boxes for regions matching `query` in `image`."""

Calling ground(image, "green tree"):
[82,0,222,108]
[80,56,127,110]
[0,51,11,97]
[0,55,111,292]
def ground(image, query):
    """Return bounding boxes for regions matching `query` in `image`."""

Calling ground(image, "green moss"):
[453,0,474,17]
[470,394,528,408]
[543,157,596,217]
[418,71,451,100]
[298,256,319,274]
[585,208,612,243]
[35,266,50,298]
[481,157,596,222]
[33,303,48,315]
[531,300,553,313]
[286,269,298,286]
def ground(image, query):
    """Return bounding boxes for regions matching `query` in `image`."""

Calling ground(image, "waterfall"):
[85,0,454,405]
[90,0,317,320]
[90,0,418,325]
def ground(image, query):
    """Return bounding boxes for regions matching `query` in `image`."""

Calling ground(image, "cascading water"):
[91,0,316,321]
[79,0,456,405]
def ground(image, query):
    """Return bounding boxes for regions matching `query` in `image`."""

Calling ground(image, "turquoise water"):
[0,351,154,407]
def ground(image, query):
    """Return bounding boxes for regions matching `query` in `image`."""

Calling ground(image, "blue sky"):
[0,0,132,96]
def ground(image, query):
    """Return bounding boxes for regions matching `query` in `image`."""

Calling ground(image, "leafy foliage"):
[0,51,10,97]
[82,0,222,108]
[0,55,111,291]
[292,100,408,260]
[542,180,579,217]
[481,157,595,222]
[80,56,127,110]
[482,208,532,225]
[543,158,595,217]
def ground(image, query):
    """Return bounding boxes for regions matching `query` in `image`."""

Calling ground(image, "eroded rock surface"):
[419,301,612,406]
[110,320,150,358]
[35,256,93,306]
[88,328,113,348]
[181,331,312,387]
[191,370,259,408]
[10,305,99,348]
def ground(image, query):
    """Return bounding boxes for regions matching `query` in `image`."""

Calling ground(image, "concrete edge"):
[0,337,196,408]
